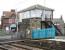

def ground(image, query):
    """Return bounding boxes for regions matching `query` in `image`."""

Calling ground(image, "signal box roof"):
[18,4,54,13]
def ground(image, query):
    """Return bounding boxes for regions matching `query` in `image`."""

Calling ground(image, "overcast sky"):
[0,0,65,22]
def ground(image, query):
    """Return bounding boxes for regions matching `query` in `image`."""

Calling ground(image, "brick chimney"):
[11,9,15,12]
[60,15,63,20]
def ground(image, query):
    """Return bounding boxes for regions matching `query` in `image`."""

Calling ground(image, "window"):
[31,9,36,17]
[19,13,24,22]
[45,11,52,18]
[41,10,52,21]
[35,9,42,17]
[23,11,30,18]
[30,9,42,17]
[11,14,16,18]
[20,10,52,20]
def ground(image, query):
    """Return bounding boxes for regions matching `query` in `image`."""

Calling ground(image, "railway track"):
[0,40,57,50]
[0,44,32,50]
[14,39,65,50]
[0,45,8,50]
[7,43,32,50]
[3,40,50,50]
[0,39,65,50]
[0,40,43,50]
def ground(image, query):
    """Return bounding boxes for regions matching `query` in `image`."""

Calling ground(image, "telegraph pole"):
[44,0,46,20]
[44,0,46,6]
[41,0,46,21]
[16,10,18,33]
[41,0,46,29]
[15,10,19,39]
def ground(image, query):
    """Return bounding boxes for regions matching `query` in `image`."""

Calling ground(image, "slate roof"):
[18,4,54,13]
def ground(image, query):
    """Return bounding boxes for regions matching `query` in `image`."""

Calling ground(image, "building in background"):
[52,16,64,36]
[1,9,17,32]
[64,23,65,36]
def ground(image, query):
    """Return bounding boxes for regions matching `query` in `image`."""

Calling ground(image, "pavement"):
[55,36,65,39]
[45,36,65,42]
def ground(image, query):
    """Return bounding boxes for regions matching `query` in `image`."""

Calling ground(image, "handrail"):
[50,21,62,36]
